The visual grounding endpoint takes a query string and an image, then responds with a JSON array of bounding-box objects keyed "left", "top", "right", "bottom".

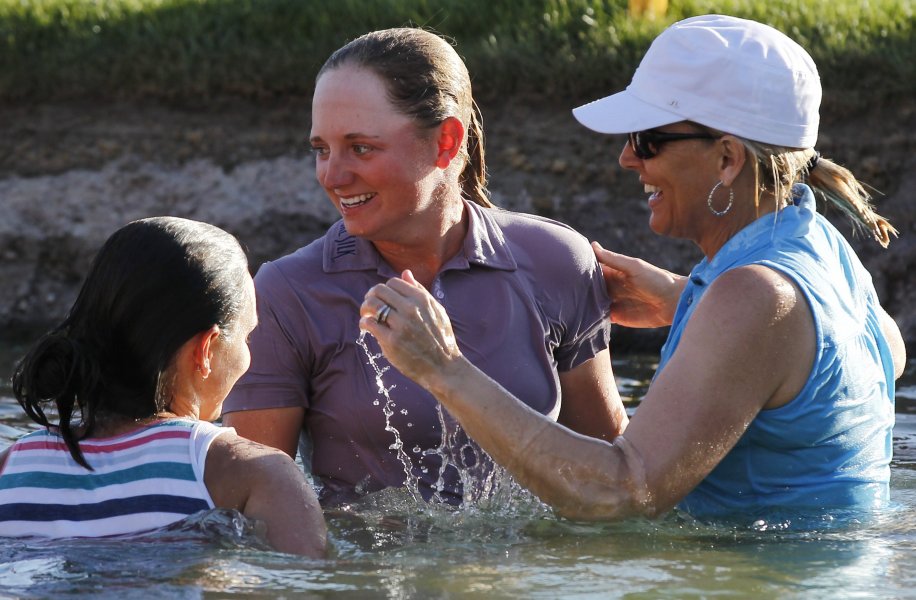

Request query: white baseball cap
[{"left": 572, "top": 14, "right": 821, "bottom": 148}]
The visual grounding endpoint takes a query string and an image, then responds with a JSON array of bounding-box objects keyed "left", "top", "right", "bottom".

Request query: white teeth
[
  {"left": 644, "top": 184, "right": 660, "bottom": 194},
  {"left": 339, "top": 193, "right": 375, "bottom": 207}
]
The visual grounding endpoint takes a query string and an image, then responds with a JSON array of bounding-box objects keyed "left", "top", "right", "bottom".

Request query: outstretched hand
[
  {"left": 360, "top": 270, "right": 464, "bottom": 390},
  {"left": 592, "top": 241, "right": 686, "bottom": 328}
]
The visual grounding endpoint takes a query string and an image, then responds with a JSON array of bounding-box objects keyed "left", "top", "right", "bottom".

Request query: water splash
[
  {"left": 429, "top": 404, "right": 542, "bottom": 515},
  {"left": 357, "top": 331, "right": 546, "bottom": 517},
  {"left": 357, "top": 331, "right": 421, "bottom": 504}
]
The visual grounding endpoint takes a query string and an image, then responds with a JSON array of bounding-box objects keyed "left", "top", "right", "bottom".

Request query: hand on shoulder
[{"left": 592, "top": 241, "right": 685, "bottom": 328}]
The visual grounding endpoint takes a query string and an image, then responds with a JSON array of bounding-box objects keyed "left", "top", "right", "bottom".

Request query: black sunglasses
[{"left": 628, "top": 129, "right": 719, "bottom": 160}]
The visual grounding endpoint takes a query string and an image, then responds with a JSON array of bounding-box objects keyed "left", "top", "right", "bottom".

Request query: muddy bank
[{"left": 1, "top": 98, "right": 913, "bottom": 352}]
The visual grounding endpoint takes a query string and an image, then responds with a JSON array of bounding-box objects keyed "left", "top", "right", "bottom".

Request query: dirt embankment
[{"left": 1, "top": 97, "right": 913, "bottom": 352}]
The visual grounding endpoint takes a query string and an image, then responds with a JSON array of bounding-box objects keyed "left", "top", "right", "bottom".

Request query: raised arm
[
  {"left": 592, "top": 241, "right": 686, "bottom": 328},
  {"left": 361, "top": 266, "right": 811, "bottom": 519}
]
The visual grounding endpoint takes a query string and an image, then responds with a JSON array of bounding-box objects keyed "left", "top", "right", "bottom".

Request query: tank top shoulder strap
[{"left": 186, "top": 420, "right": 235, "bottom": 483}]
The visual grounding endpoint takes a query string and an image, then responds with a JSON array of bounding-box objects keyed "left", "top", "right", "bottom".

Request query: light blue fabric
[{"left": 657, "top": 185, "right": 896, "bottom": 519}]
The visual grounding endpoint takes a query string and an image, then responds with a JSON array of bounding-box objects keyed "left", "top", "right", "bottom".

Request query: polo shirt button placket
[{"left": 432, "top": 278, "right": 446, "bottom": 300}]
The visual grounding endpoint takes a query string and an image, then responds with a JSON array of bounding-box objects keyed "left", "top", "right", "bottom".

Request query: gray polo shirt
[{"left": 223, "top": 201, "right": 611, "bottom": 505}]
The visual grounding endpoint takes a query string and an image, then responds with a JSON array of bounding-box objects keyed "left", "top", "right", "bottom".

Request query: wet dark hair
[
  {"left": 11, "top": 217, "right": 249, "bottom": 469},
  {"left": 318, "top": 27, "right": 493, "bottom": 208}
]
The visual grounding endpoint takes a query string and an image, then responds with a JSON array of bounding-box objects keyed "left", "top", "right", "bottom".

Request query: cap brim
[{"left": 572, "top": 90, "right": 684, "bottom": 134}]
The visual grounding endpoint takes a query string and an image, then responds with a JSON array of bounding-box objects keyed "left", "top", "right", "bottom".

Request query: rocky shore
[{"left": 1, "top": 97, "right": 913, "bottom": 352}]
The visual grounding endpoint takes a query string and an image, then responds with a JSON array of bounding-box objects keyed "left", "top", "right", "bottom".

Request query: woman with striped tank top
[{"left": 0, "top": 217, "right": 326, "bottom": 557}]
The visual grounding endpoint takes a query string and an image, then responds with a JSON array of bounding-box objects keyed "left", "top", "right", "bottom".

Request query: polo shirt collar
[{"left": 322, "top": 200, "right": 518, "bottom": 275}]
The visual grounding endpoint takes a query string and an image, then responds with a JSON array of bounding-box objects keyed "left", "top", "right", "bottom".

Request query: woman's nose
[
  {"left": 318, "top": 154, "right": 354, "bottom": 188},
  {"left": 618, "top": 139, "right": 641, "bottom": 171}
]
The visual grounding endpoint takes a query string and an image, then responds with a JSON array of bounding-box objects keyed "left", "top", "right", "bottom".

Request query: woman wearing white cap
[{"left": 358, "top": 15, "right": 907, "bottom": 522}]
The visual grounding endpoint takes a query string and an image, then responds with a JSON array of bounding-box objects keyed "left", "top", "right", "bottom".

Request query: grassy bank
[{"left": 1, "top": 0, "right": 912, "bottom": 105}]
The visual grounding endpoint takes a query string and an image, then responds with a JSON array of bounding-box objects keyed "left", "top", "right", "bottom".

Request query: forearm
[
  {"left": 426, "top": 357, "right": 652, "bottom": 520},
  {"left": 557, "top": 350, "right": 629, "bottom": 442}
]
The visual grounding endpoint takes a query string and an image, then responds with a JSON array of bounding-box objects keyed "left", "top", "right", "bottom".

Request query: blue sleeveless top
[{"left": 657, "top": 185, "right": 896, "bottom": 519}]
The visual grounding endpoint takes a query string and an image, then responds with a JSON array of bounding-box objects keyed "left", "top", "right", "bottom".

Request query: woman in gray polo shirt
[{"left": 222, "top": 28, "right": 628, "bottom": 506}]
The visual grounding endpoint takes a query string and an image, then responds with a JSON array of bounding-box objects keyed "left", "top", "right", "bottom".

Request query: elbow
[
  {"left": 894, "top": 345, "right": 907, "bottom": 380},
  {"left": 294, "top": 515, "right": 329, "bottom": 559},
  {"left": 303, "top": 531, "right": 329, "bottom": 560},
  {"left": 548, "top": 434, "right": 659, "bottom": 521},
  {"left": 546, "top": 467, "right": 656, "bottom": 522},
  {"left": 550, "top": 488, "right": 656, "bottom": 522},
  {"left": 879, "top": 308, "right": 906, "bottom": 379},
  {"left": 267, "top": 511, "right": 328, "bottom": 558}
]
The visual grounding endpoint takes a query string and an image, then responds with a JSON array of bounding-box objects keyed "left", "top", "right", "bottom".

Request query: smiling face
[
  {"left": 310, "top": 66, "right": 450, "bottom": 244},
  {"left": 618, "top": 122, "right": 723, "bottom": 242}
]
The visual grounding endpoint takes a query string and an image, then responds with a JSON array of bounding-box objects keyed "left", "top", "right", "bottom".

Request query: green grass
[{"left": 0, "top": 0, "right": 912, "bottom": 105}]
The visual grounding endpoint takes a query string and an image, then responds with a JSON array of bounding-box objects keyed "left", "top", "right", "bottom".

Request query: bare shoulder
[
  {"left": 208, "top": 430, "right": 298, "bottom": 473},
  {"left": 701, "top": 265, "right": 809, "bottom": 325},
  {"left": 696, "top": 264, "right": 813, "bottom": 355},
  {"left": 205, "top": 430, "right": 302, "bottom": 509},
  {"left": 696, "top": 264, "right": 815, "bottom": 406},
  {"left": 712, "top": 263, "right": 801, "bottom": 300}
]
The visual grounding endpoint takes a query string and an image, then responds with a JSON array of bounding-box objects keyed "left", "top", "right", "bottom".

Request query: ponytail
[
  {"left": 12, "top": 331, "right": 102, "bottom": 469},
  {"left": 460, "top": 100, "right": 493, "bottom": 208},
  {"left": 10, "top": 216, "right": 250, "bottom": 471},
  {"left": 730, "top": 132, "right": 896, "bottom": 248},
  {"left": 807, "top": 155, "right": 896, "bottom": 248}
]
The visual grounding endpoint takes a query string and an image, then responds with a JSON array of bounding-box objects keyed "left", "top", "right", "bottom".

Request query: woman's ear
[
  {"left": 193, "top": 325, "right": 220, "bottom": 380},
  {"left": 717, "top": 135, "right": 747, "bottom": 187},
  {"left": 436, "top": 116, "right": 465, "bottom": 169}
]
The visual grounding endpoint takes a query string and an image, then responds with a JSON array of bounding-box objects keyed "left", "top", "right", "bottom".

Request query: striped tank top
[{"left": 0, "top": 418, "right": 230, "bottom": 538}]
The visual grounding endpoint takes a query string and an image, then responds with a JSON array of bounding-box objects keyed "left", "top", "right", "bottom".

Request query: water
[
  {"left": 356, "top": 331, "right": 421, "bottom": 503},
  {"left": 2, "top": 336, "right": 916, "bottom": 598},
  {"left": 356, "top": 331, "right": 531, "bottom": 508}
]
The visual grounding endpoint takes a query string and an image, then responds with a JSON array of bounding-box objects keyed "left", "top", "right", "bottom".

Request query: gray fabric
[{"left": 224, "top": 201, "right": 611, "bottom": 505}]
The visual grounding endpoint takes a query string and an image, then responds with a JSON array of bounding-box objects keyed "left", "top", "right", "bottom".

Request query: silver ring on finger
[{"left": 376, "top": 303, "right": 393, "bottom": 325}]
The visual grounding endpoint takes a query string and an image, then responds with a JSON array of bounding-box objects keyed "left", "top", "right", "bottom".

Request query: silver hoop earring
[{"left": 707, "top": 181, "right": 734, "bottom": 217}]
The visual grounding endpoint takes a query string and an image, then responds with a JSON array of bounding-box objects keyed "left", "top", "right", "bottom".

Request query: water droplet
[{"left": 356, "top": 331, "right": 421, "bottom": 503}]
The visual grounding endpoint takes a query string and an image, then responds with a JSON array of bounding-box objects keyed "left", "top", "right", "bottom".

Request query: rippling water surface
[{"left": 1, "top": 338, "right": 915, "bottom": 598}]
